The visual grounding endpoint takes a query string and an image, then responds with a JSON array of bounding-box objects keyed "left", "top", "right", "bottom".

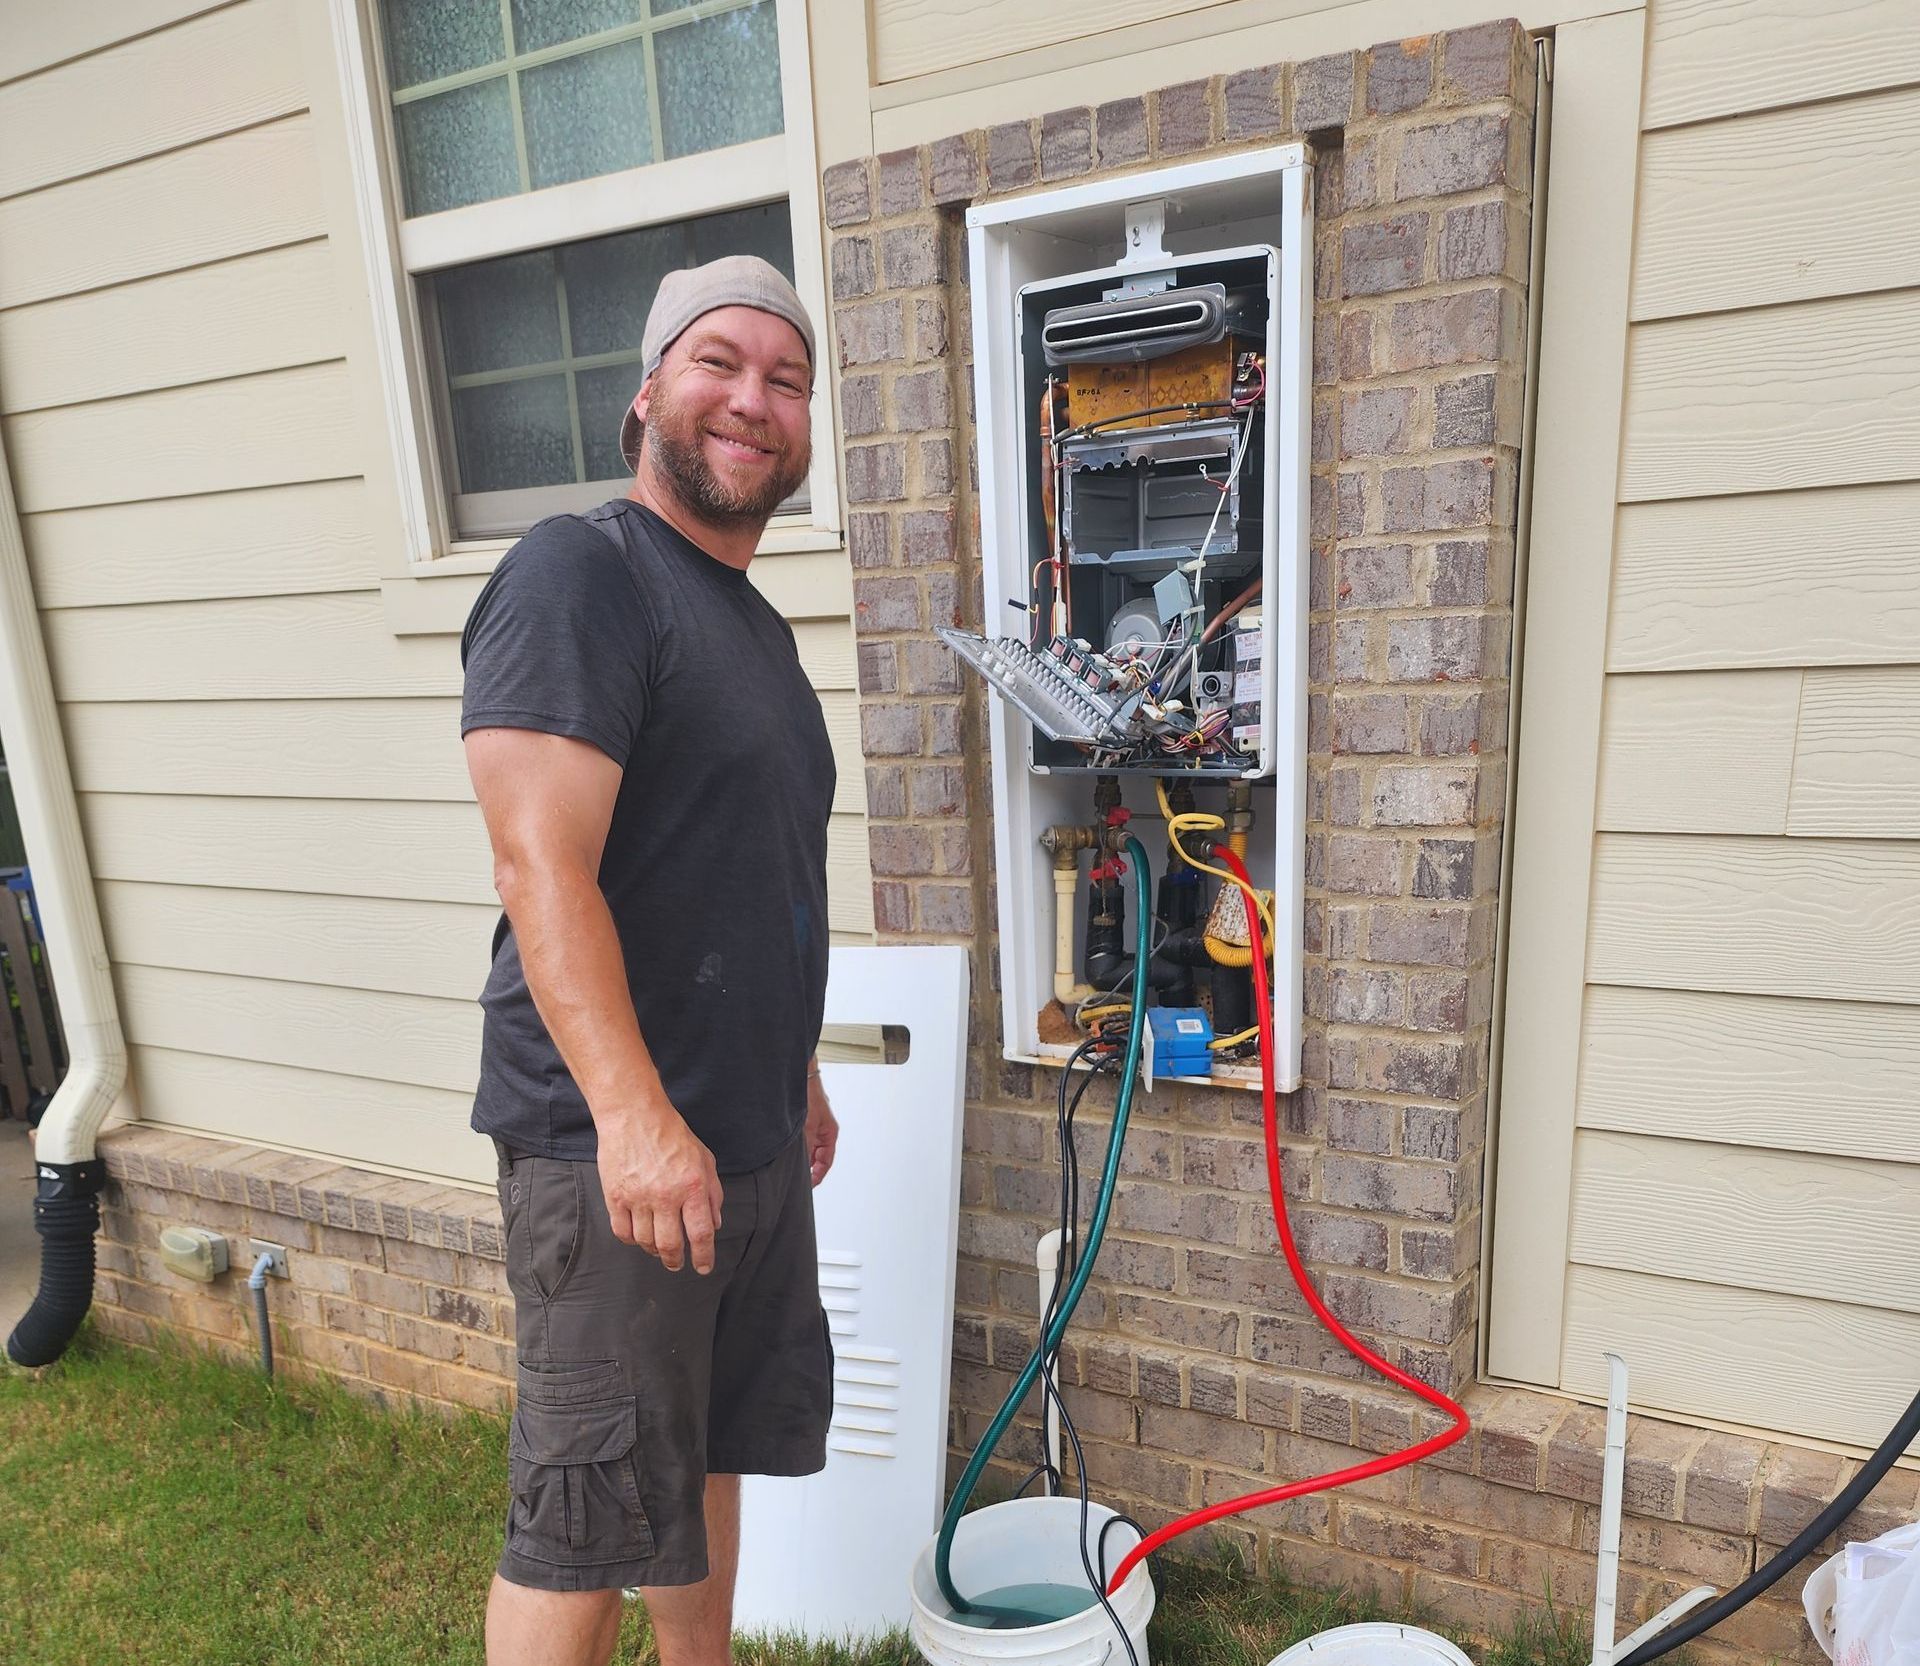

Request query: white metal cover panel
[{"left": 734, "top": 944, "right": 970, "bottom": 1639}]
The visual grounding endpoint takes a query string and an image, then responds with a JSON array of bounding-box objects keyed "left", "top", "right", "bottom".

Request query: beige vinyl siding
[
  {"left": 0, "top": 242, "right": 347, "bottom": 413},
  {"left": 872, "top": 0, "right": 1238, "bottom": 82},
  {"left": 1608, "top": 484, "right": 1920, "bottom": 672},
  {"left": 1492, "top": 0, "right": 1920, "bottom": 1450},
  {"left": 0, "top": 0, "right": 867, "bottom": 1188},
  {"left": 1638, "top": 0, "right": 1920, "bottom": 128},
  {"left": 836, "top": 0, "right": 1646, "bottom": 161}
]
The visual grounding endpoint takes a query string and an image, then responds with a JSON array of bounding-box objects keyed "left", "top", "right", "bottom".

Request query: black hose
[
  {"left": 6, "top": 1158, "right": 107, "bottom": 1367},
  {"left": 1099, "top": 1513, "right": 1148, "bottom": 1587},
  {"left": 1616, "top": 1386, "right": 1920, "bottom": 1666}
]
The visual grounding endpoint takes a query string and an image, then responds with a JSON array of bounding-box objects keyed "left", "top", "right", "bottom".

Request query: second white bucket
[
  {"left": 1267, "top": 1621, "right": 1476, "bottom": 1666},
  {"left": 909, "top": 1496, "right": 1157, "bottom": 1665}
]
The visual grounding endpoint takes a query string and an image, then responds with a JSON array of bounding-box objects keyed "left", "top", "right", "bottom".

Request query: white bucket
[
  {"left": 1267, "top": 1622, "right": 1476, "bottom": 1666},
  {"left": 909, "top": 1496, "right": 1156, "bottom": 1665}
]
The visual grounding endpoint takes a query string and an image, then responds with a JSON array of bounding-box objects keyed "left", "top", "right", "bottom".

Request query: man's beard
[{"left": 641, "top": 387, "right": 811, "bottom": 530}]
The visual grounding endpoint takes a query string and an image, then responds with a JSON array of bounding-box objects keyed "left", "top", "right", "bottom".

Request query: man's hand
[
  {"left": 804, "top": 1069, "right": 838, "bottom": 1188},
  {"left": 596, "top": 1102, "right": 726, "bottom": 1274}
]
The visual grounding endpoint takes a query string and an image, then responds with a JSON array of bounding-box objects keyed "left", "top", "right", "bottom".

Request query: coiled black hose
[
  {"left": 1617, "top": 1386, "right": 1920, "bottom": 1666},
  {"left": 6, "top": 1158, "right": 106, "bottom": 1367}
]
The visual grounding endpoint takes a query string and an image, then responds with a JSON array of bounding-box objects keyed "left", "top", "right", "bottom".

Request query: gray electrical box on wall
[{"left": 159, "top": 1225, "right": 230, "bottom": 1283}]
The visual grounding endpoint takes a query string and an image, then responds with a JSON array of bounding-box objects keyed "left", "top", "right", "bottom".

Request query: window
[{"left": 329, "top": 0, "right": 834, "bottom": 559}]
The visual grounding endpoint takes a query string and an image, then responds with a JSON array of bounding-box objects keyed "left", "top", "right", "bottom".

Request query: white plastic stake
[
  {"left": 1037, "top": 1228, "right": 1064, "bottom": 1486},
  {"left": 1591, "top": 1352, "right": 1717, "bottom": 1666},
  {"left": 1591, "top": 1352, "right": 1630, "bottom": 1666},
  {"left": 1612, "top": 1587, "right": 1718, "bottom": 1662}
]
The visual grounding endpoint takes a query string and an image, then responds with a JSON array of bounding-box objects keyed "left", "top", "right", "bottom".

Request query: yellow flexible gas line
[
  {"left": 1155, "top": 779, "right": 1276, "bottom": 944},
  {"left": 1204, "top": 935, "right": 1257, "bottom": 969}
]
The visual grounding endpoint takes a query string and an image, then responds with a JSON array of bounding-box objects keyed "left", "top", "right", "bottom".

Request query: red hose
[{"left": 1105, "top": 846, "right": 1470, "bottom": 1594}]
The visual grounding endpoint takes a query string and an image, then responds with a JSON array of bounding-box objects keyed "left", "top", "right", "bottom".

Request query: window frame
[{"left": 322, "top": 0, "right": 839, "bottom": 587}]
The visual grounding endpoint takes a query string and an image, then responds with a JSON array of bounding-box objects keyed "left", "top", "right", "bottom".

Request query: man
[{"left": 459, "top": 256, "right": 839, "bottom": 1666}]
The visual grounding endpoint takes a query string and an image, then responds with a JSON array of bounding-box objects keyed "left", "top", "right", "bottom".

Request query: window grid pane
[
  {"left": 430, "top": 204, "right": 796, "bottom": 518},
  {"left": 383, "top": 0, "right": 779, "bottom": 217},
  {"left": 550, "top": 262, "right": 589, "bottom": 483}
]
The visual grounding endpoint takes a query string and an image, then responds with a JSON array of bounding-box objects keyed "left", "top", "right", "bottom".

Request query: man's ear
[{"left": 632, "top": 373, "right": 656, "bottom": 425}]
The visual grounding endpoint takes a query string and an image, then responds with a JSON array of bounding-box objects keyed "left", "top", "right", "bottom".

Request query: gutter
[{"left": 0, "top": 419, "right": 133, "bottom": 1366}]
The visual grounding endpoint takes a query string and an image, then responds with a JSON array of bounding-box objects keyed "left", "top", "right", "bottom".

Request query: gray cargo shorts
[{"left": 493, "top": 1130, "right": 833, "bottom": 1592}]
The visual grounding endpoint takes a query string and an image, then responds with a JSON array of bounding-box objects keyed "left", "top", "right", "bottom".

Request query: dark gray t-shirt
[{"left": 459, "top": 499, "right": 835, "bottom": 1173}]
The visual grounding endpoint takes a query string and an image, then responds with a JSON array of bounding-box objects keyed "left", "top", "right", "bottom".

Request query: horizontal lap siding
[
  {"left": 871, "top": 0, "right": 1231, "bottom": 82},
  {"left": 1561, "top": 1266, "right": 1920, "bottom": 1457},
  {"left": 1, "top": 5, "right": 867, "bottom": 1183},
  {"left": 1560, "top": 3, "right": 1920, "bottom": 1446}
]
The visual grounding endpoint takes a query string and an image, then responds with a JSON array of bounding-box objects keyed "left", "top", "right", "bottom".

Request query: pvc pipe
[
  {"left": 1035, "top": 1228, "right": 1063, "bottom": 1485},
  {"left": 1051, "top": 865, "right": 1091, "bottom": 1004},
  {"left": 0, "top": 421, "right": 133, "bottom": 1367}
]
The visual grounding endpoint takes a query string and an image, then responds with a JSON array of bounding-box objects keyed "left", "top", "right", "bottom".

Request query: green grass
[
  {"left": 1141, "top": 1544, "right": 1596, "bottom": 1666},
  {"left": 1, "top": 1331, "right": 1601, "bottom": 1665}
]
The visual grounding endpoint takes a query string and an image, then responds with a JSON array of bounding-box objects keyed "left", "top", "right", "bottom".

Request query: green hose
[{"left": 934, "top": 833, "right": 1153, "bottom": 1616}]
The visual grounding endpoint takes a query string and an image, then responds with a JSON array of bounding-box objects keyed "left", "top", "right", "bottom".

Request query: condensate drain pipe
[{"left": 1035, "top": 1228, "right": 1064, "bottom": 1484}]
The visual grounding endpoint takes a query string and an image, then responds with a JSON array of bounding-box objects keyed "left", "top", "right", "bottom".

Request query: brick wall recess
[
  {"left": 814, "top": 19, "right": 1912, "bottom": 1659},
  {"left": 828, "top": 13, "right": 1524, "bottom": 1457}
]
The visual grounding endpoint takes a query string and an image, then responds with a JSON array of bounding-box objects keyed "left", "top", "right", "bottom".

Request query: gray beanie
[{"left": 618, "top": 255, "right": 816, "bottom": 471}]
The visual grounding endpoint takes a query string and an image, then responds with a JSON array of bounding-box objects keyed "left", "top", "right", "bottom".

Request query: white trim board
[{"left": 1484, "top": 9, "right": 1647, "bottom": 1388}]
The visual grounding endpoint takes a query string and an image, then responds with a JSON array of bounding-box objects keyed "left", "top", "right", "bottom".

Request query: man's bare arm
[{"left": 463, "top": 726, "right": 725, "bottom": 1272}]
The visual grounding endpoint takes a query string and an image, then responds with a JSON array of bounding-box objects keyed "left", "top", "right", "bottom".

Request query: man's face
[{"left": 633, "top": 305, "right": 813, "bottom": 528}]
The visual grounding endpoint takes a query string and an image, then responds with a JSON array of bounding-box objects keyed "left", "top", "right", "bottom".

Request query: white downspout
[{"left": 0, "top": 417, "right": 133, "bottom": 1362}]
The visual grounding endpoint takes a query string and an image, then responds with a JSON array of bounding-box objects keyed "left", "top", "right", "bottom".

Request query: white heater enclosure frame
[{"left": 965, "top": 143, "right": 1312, "bottom": 1090}]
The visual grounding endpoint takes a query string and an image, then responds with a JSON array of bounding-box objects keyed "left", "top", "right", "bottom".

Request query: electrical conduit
[
  {"left": 934, "top": 832, "right": 1154, "bottom": 1617},
  {"left": 0, "top": 423, "right": 132, "bottom": 1368},
  {"left": 248, "top": 1251, "right": 276, "bottom": 1377}
]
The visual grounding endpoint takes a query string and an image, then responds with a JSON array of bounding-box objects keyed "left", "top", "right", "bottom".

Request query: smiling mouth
[{"left": 706, "top": 428, "right": 776, "bottom": 462}]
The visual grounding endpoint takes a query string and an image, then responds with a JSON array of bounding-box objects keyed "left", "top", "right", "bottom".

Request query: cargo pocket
[{"left": 508, "top": 1363, "right": 655, "bottom": 1566}]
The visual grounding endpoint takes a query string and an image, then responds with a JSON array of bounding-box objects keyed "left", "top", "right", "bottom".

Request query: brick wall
[
  {"left": 88, "top": 1118, "right": 1916, "bottom": 1664},
  {"left": 90, "top": 1128, "right": 514, "bottom": 1413},
  {"left": 823, "top": 6, "right": 1519, "bottom": 1523},
  {"left": 809, "top": 20, "right": 1909, "bottom": 1661}
]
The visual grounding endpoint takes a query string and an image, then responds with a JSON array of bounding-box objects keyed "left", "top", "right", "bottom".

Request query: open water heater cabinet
[{"left": 949, "top": 144, "right": 1312, "bottom": 1091}]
